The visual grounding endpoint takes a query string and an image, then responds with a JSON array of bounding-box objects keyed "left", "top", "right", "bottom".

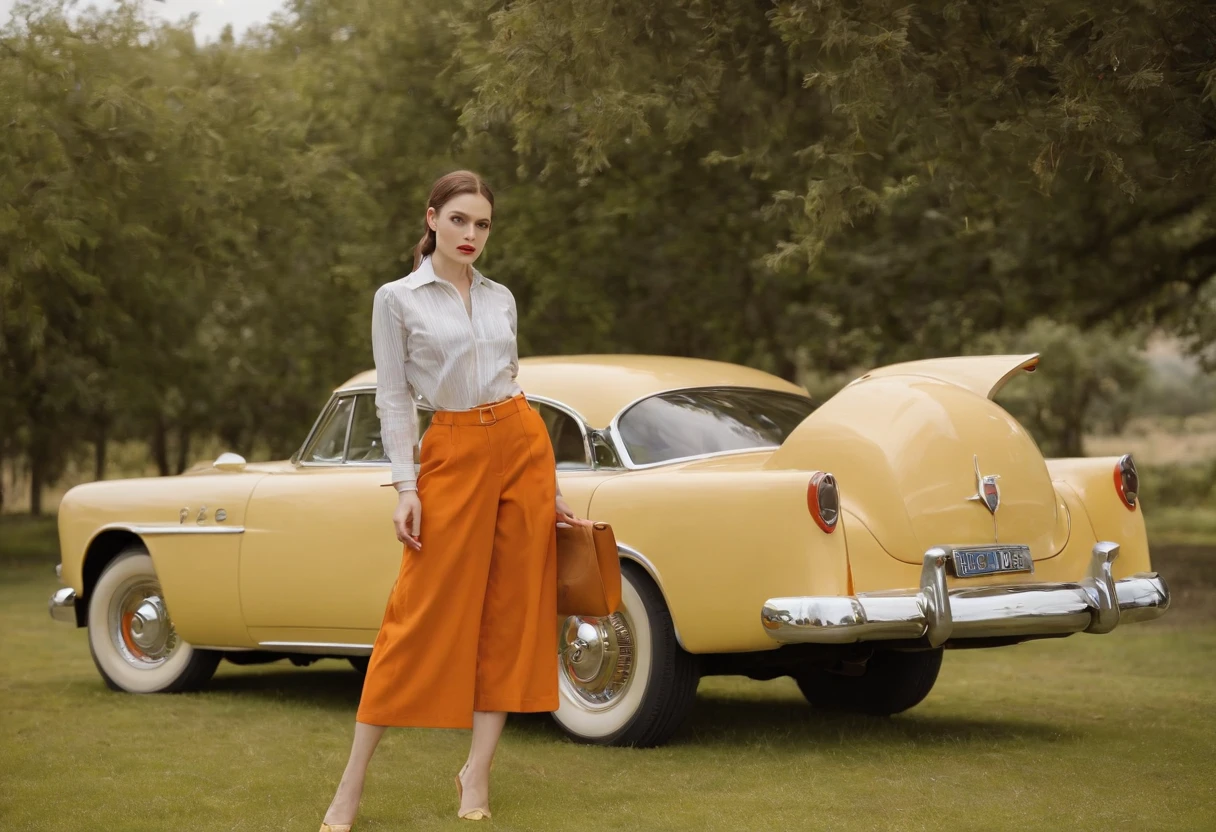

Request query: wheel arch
[
  {"left": 78, "top": 529, "right": 147, "bottom": 627},
  {"left": 616, "top": 542, "right": 686, "bottom": 650}
]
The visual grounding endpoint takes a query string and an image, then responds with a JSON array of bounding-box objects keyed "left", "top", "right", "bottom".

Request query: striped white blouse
[{"left": 370, "top": 256, "right": 522, "bottom": 491}]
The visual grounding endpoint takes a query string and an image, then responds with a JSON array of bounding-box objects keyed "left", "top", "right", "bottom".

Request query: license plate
[{"left": 951, "top": 545, "right": 1033, "bottom": 578}]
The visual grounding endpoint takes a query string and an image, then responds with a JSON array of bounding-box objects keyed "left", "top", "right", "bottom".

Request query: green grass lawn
[{"left": 2, "top": 515, "right": 1214, "bottom": 831}]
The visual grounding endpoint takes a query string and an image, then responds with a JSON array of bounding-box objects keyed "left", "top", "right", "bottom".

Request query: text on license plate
[{"left": 951, "top": 545, "right": 1033, "bottom": 578}]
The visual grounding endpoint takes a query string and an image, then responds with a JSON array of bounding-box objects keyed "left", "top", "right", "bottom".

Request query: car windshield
[{"left": 615, "top": 388, "right": 817, "bottom": 465}]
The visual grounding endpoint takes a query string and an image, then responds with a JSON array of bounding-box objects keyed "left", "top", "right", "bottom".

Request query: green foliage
[
  {"left": 461, "top": 0, "right": 1216, "bottom": 367},
  {"left": 3, "top": 0, "right": 1216, "bottom": 509},
  {"left": 1139, "top": 460, "right": 1216, "bottom": 510},
  {"left": 1133, "top": 348, "right": 1216, "bottom": 423}
]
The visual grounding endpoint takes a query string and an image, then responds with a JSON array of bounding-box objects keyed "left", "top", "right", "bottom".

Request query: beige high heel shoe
[
  {"left": 319, "top": 825, "right": 352, "bottom": 832},
  {"left": 455, "top": 763, "right": 491, "bottom": 821}
]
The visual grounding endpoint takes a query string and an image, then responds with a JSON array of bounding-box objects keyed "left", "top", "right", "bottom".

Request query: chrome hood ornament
[{"left": 967, "top": 455, "right": 1001, "bottom": 541}]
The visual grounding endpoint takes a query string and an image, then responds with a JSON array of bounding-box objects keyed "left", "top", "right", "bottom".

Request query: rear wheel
[
  {"left": 551, "top": 563, "right": 699, "bottom": 747},
  {"left": 87, "top": 548, "right": 221, "bottom": 693},
  {"left": 793, "top": 647, "right": 943, "bottom": 716}
]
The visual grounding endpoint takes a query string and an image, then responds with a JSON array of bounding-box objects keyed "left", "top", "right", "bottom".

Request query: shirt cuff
[{"left": 391, "top": 462, "right": 416, "bottom": 492}]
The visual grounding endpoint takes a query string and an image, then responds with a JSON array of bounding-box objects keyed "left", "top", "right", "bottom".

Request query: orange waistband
[{"left": 431, "top": 393, "right": 529, "bottom": 426}]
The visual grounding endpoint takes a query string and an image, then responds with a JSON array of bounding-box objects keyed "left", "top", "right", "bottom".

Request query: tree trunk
[
  {"left": 30, "top": 453, "right": 43, "bottom": 517},
  {"left": 94, "top": 422, "right": 108, "bottom": 482},
  {"left": 175, "top": 427, "right": 192, "bottom": 474},
  {"left": 773, "top": 350, "right": 798, "bottom": 384},
  {"left": 152, "top": 415, "right": 171, "bottom": 478}
]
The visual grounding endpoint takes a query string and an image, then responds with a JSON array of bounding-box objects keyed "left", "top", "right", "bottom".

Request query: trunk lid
[{"left": 766, "top": 355, "right": 1069, "bottom": 563}]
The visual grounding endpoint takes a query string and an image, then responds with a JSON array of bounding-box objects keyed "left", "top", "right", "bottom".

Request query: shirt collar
[{"left": 405, "top": 255, "right": 487, "bottom": 290}]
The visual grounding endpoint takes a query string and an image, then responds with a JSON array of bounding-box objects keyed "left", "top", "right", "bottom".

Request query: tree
[
  {"left": 981, "top": 319, "right": 1148, "bottom": 457},
  {"left": 455, "top": 0, "right": 1216, "bottom": 369}
]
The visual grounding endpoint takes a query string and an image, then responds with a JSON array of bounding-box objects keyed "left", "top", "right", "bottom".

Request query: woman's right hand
[{"left": 394, "top": 490, "right": 422, "bottom": 551}]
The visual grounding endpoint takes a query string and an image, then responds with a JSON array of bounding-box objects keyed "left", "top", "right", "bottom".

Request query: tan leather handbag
[{"left": 556, "top": 522, "right": 622, "bottom": 618}]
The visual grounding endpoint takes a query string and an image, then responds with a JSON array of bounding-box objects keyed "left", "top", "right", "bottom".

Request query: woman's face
[{"left": 428, "top": 192, "right": 493, "bottom": 265}]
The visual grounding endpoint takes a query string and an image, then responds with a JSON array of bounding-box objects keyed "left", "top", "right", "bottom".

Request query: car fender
[{"left": 587, "top": 465, "right": 849, "bottom": 654}]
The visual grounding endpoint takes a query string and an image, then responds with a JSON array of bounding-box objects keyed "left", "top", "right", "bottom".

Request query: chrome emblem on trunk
[{"left": 967, "top": 455, "right": 1001, "bottom": 541}]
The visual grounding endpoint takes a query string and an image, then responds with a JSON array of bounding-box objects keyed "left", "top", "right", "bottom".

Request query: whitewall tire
[
  {"left": 87, "top": 548, "right": 220, "bottom": 693},
  {"left": 551, "top": 563, "right": 699, "bottom": 747}
]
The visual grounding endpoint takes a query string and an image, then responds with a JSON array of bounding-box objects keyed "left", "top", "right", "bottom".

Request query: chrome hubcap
[
  {"left": 559, "top": 613, "right": 635, "bottom": 709},
  {"left": 130, "top": 596, "right": 169, "bottom": 653},
  {"left": 110, "top": 579, "right": 179, "bottom": 666}
]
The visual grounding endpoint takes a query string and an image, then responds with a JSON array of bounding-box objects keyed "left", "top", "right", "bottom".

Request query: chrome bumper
[
  {"left": 761, "top": 542, "right": 1170, "bottom": 646},
  {"left": 49, "top": 587, "right": 77, "bottom": 624}
]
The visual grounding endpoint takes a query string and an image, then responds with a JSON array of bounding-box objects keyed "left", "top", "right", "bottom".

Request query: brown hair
[{"left": 413, "top": 170, "right": 495, "bottom": 270}]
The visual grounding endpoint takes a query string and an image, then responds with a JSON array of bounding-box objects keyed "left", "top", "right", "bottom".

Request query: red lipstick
[{"left": 457, "top": 245, "right": 475, "bottom": 254}]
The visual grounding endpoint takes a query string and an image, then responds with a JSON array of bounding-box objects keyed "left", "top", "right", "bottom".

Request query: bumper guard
[{"left": 49, "top": 587, "right": 77, "bottom": 624}]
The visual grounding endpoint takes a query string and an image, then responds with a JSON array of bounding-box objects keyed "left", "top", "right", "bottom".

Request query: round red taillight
[
  {"left": 808, "top": 472, "right": 839, "bottom": 533},
  {"left": 1114, "top": 454, "right": 1138, "bottom": 510}
]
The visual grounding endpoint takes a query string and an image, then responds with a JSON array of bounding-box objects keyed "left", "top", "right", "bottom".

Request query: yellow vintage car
[{"left": 49, "top": 354, "right": 1170, "bottom": 747}]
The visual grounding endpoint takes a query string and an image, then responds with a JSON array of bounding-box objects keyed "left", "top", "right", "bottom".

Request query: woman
[{"left": 321, "top": 170, "right": 591, "bottom": 830}]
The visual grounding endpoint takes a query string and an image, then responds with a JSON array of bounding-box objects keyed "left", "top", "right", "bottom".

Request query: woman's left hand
[{"left": 556, "top": 494, "right": 594, "bottom": 527}]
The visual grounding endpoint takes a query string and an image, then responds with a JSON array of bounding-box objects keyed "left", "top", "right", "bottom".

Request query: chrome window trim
[
  {"left": 343, "top": 392, "right": 398, "bottom": 468},
  {"left": 295, "top": 391, "right": 435, "bottom": 470},
  {"left": 296, "top": 393, "right": 355, "bottom": 466},
  {"left": 304, "top": 387, "right": 598, "bottom": 471},
  {"left": 340, "top": 394, "right": 357, "bottom": 462},
  {"left": 527, "top": 394, "right": 593, "bottom": 470},
  {"left": 292, "top": 392, "right": 341, "bottom": 465},
  {"left": 607, "top": 385, "right": 816, "bottom": 470}
]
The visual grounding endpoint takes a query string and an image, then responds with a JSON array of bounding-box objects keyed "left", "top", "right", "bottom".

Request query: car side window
[
  {"left": 533, "top": 401, "right": 590, "bottom": 469},
  {"left": 347, "top": 395, "right": 386, "bottom": 463},
  {"left": 347, "top": 393, "right": 435, "bottom": 465},
  {"left": 301, "top": 396, "right": 354, "bottom": 464}
]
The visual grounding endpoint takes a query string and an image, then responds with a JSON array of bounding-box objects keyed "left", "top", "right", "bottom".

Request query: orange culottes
[{"left": 355, "top": 393, "right": 559, "bottom": 729}]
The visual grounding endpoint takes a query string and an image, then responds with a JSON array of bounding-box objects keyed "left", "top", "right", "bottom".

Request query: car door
[{"left": 238, "top": 392, "right": 432, "bottom": 648}]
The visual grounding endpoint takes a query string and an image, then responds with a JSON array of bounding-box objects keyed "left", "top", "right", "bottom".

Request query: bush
[{"left": 1138, "top": 461, "right": 1216, "bottom": 510}]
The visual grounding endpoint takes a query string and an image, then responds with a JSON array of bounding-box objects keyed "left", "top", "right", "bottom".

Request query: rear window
[{"left": 615, "top": 388, "right": 816, "bottom": 465}]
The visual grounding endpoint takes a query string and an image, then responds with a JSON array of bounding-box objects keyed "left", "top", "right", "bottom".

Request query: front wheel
[
  {"left": 793, "top": 647, "right": 943, "bottom": 716},
  {"left": 551, "top": 563, "right": 699, "bottom": 747},
  {"left": 87, "top": 548, "right": 220, "bottom": 693}
]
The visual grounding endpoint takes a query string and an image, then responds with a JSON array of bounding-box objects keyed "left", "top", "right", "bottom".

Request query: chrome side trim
[
  {"left": 761, "top": 542, "right": 1170, "bottom": 645},
  {"left": 257, "top": 641, "right": 373, "bottom": 656},
  {"left": 97, "top": 523, "right": 245, "bottom": 536},
  {"left": 616, "top": 543, "right": 687, "bottom": 649},
  {"left": 49, "top": 587, "right": 76, "bottom": 623}
]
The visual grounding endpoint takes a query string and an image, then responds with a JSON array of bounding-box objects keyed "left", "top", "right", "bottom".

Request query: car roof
[{"left": 336, "top": 354, "right": 809, "bottom": 428}]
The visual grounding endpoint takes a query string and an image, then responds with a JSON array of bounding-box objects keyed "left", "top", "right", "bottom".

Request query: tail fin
[{"left": 844, "top": 354, "right": 1040, "bottom": 400}]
